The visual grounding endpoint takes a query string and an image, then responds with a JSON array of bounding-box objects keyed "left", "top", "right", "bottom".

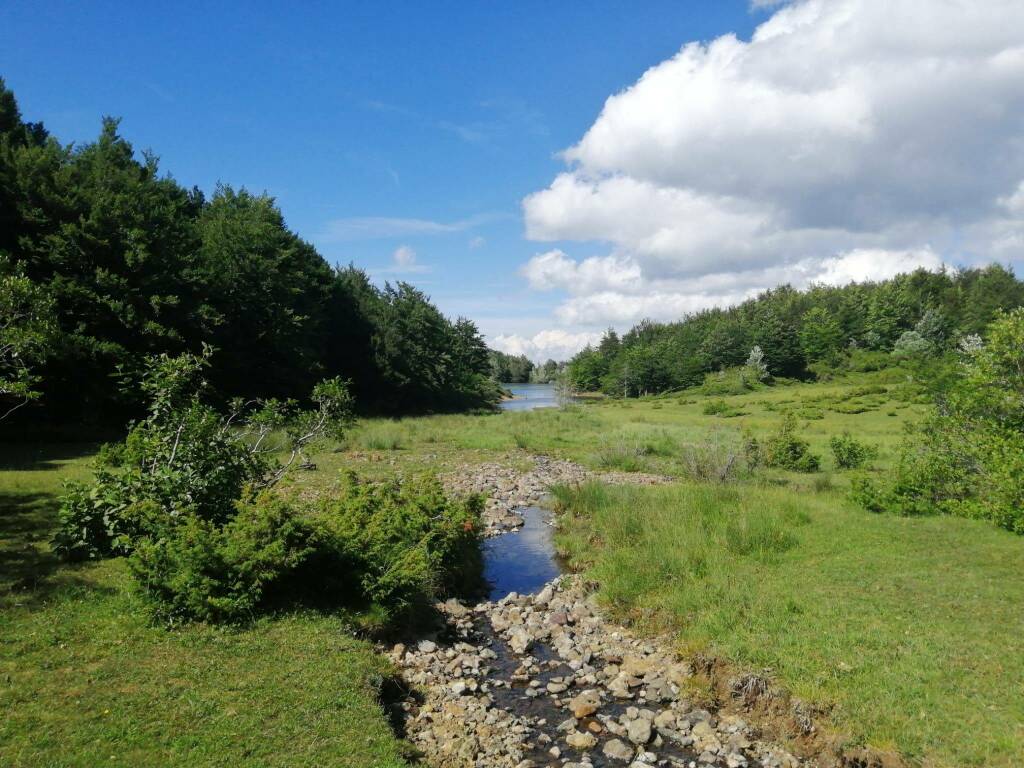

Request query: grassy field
[
  {"left": 0, "top": 444, "right": 411, "bottom": 768},
  {"left": 3, "top": 369, "right": 1023, "bottom": 766}
]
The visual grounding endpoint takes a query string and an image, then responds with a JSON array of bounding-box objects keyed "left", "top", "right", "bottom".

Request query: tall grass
[{"left": 553, "top": 480, "right": 1024, "bottom": 766}]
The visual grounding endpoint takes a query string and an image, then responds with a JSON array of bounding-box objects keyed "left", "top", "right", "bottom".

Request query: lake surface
[
  {"left": 482, "top": 506, "right": 563, "bottom": 600},
  {"left": 499, "top": 382, "right": 561, "bottom": 411}
]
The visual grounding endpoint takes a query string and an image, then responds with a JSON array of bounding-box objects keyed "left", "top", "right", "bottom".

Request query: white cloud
[
  {"left": 520, "top": 0, "right": 1024, "bottom": 330},
  {"left": 468, "top": 235, "right": 486, "bottom": 249},
  {"left": 318, "top": 212, "right": 500, "bottom": 242},
  {"left": 376, "top": 245, "right": 430, "bottom": 275},
  {"left": 521, "top": 249, "right": 643, "bottom": 294},
  {"left": 490, "top": 329, "right": 602, "bottom": 362}
]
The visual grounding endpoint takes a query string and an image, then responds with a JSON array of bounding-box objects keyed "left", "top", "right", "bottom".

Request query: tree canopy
[{"left": 0, "top": 80, "right": 498, "bottom": 422}]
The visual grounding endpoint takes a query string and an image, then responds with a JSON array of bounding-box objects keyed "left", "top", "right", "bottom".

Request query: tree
[
  {"left": 799, "top": 307, "right": 842, "bottom": 363},
  {"left": 0, "top": 261, "right": 54, "bottom": 419}
]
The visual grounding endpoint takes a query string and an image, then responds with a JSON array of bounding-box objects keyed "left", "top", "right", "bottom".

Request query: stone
[
  {"left": 566, "top": 730, "right": 598, "bottom": 750},
  {"left": 603, "top": 738, "right": 635, "bottom": 762},
  {"left": 569, "top": 690, "right": 601, "bottom": 718},
  {"left": 626, "top": 716, "right": 652, "bottom": 744},
  {"left": 417, "top": 639, "right": 437, "bottom": 653}
]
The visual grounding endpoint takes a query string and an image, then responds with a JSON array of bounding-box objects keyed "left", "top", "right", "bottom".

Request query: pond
[
  {"left": 499, "top": 382, "right": 564, "bottom": 411},
  {"left": 481, "top": 506, "right": 564, "bottom": 600}
]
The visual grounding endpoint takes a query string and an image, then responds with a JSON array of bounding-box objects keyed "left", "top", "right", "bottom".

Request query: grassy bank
[
  {"left": 552, "top": 481, "right": 1024, "bottom": 766},
  {"left": 0, "top": 444, "right": 411, "bottom": 768}
]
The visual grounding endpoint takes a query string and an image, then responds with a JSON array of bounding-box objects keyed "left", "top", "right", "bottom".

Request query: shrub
[
  {"left": 853, "top": 309, "right": 1024, "bottom": 533},
  {"left": 701, "top": 366, "right": 764, "bottom": 396},
  {"left": 702, "top": 398, "right": 746, "bottom": 417},
  {"left": 314, "top": 473, "right": 483, "bottom": 614},
  {"left": 763, "top": 414, "right": 820, "bottom": 472},
  {"left": 53, "top": 350, "right": 353, "bottom": 560},
  {"left": 830, "top": 432, "right": 878, "bottom": 469},
  {"left": 129, "top": 495, "right": 317, "bottom": 624},
  {"left": 594, "top": 440, "right": 648, "bottom": 472},
  {"left": 679, "top": 433, "right": 746, "bottom": 483}
]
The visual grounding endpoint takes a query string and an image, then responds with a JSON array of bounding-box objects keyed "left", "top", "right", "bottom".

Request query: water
[
  {"left": 482, "top": 506, "right": 563, "bottom": 600},
  {"left": 499, "top": 382, "right": 562, "bottom": 411}
]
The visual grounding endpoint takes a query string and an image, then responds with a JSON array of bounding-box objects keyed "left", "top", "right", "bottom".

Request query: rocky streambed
[{"left": 386, "top": 456, "right": 825, "bottom": 767}]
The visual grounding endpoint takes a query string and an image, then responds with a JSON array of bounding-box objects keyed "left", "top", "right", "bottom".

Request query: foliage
[
  {"left": 565, "top": 266, "right": 1024, "bottom": 398},
  {"left": 52, "top": 350, "right": 353, "bottom": 560},
  {"left": 744, "top": 345, "right": 769, "bottom": 382},
  {"left": 129, "top": 494, "right": 318, "bottom": 624},
  {"left": 829, "top": 432, "right": 878, "bottom": 469},
  {"left": 763, "top": 414, "right": 820, "bottom": 472},
  {"left": 489, "top": 349, "right": 534, "bottom": 383},
  {"left": 314, "top": 473, "right": 482, "bottom": 616},
  {"left": 0, "top": 80, "right": 498, "bottom": 422},
  {"left": 0, "top": 257, "right": 55, "bottom": 419},
  {"left": 855, "top": 309, "right": 1024, "bottom": 533}
]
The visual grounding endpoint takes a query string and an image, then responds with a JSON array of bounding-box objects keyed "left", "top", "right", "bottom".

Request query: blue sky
[
  {"left": 1, "top": 1, "right": 760, "bottom": 346},
  {"left": 3, "top": 1, "right": 1023, "bottom": 360}
]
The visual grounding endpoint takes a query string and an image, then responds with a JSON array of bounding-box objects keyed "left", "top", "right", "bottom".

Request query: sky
[{"left": 3, "top": 0, "right": 1023, "bottom": 361}]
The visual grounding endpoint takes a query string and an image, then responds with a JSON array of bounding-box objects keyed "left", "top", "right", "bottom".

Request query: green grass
[
  {"left": 0, "top": 443, "right": 410, "bottom": 768},
  {"left": 551, "top": 482, "right": 1024, "bottom": 767},
  {"left": 4, "top": 368, "right": 1023, "bottom": 766}
]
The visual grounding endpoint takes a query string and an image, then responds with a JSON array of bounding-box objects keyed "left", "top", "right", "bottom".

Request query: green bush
[
  {"left": 700, "top": 367, "right": 763, "bottom": 396},
  {"left": 53, "top": 351, "right": 353, "bottom": 560},
  {"left": 830, "top": 432, "right": 878, "bottom": 469},
  {"left": 128, "top": 473, "right": 483, "bottom": 625},
  {"left": 853, "top": 310, "right": 1024, "bottom": 533},
  {"left": 702, "top": 398, "right": 746, "bottom": 417},
  {"left": 314, "top": 473, "right": 483, "bottom": 614},
  {"left": 763, "top": 414, "right": 820, "bottom": 472},
  {"left": 130, "top": 495, "right": 317, "bottom": 624}
]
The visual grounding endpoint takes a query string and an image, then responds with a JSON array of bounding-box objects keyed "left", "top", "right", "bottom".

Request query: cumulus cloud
[
  {"left": 520, "top": 0, "right": 1024, "bottom": 330},
  {"left": 490, "top": 329, "right": 602, "bottom": 362}
]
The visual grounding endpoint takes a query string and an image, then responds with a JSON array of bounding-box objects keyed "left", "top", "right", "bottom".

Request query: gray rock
[{"left": 602, "top": 738, "right": 635, "bottom": 762}]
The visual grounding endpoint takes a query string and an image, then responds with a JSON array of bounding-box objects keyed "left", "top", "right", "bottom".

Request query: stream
[{"left": 482, "top": 505, "right": 563, "bottom": 600}]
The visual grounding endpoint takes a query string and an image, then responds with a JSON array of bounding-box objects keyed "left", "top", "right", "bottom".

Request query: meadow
[{"left": 2, "top": 369, "right": 1023, "bottom": 766}]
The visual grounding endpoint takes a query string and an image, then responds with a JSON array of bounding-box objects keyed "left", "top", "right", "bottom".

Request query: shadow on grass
[
  {"left": 0, "top": 441, "right": 99, "bottom": 472},
  {"left": 0, "top": 489, "right": 113, "bottom": 607}
]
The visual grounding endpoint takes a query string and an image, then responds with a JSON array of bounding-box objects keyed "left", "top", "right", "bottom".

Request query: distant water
[
  {"left": 499, "top": 382, "right": 562, "bottom": 411},
  {"left": 482, "top": 506, "right": 563, "bottom": 600}
]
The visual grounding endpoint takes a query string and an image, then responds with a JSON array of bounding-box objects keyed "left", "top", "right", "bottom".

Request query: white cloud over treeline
[{"left": 510, "top": 0, "right": 1024, "bottom": 360}]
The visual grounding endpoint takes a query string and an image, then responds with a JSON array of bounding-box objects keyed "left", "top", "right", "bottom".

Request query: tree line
[
  {"left": 0, "top": 79, "right": 499, "bottom": 424},
  {"left": 566, "top": 265, "right": 1024, "bottom": 396},
  {"left": 487, "top": 349, "right": 563, "bottom": 384}
]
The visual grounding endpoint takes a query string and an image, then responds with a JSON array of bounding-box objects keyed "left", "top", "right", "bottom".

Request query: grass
[
  {"left": 3, "top": 368, "right": 1023, "bottom": 766},
  {"left": 0, "top": 443, "right": 411, "bottom": 768},
  {"left": 551, "top": 480, "right": 1024, "bottom": 767}
]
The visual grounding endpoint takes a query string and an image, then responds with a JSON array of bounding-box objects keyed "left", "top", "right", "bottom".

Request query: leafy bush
[
  {"left": 53, "top": 350, "right": 353, "bottom": 560},
  {"left": 128, "top": 473, "right": 483, "bottom": 624},
  {"left": 702, "top": 398, "right": 746, "bottom": 417},
  {"left": 830, "top": 432, "right": 878, "bottom": 469},
  {"left": 763, "top": 414, "right": 820, "bottom": 472},
  {"left": 314, "top": 473, "right": 482, "bottom": 615},
  {"left": 701, "top": 367, "right": 763, "bottom": 396},
  {"left": 129, "top": 494, "right": 318, "bottom": 624},
  {"left": 853, "top": 309, "right": 1024, "bottom": 533}
]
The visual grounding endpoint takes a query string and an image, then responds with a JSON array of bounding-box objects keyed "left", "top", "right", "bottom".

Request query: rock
[
  {"left": 509, "top": 627, "right": 533, "bottom": 654},
  {"left": 450, "top": 680, "right": 467, "bottom": 696},
  {"left": 547, "top": 682, "right": 569, "bottom": 694},
  {"left": 566, "top": 730, "right": 598, "bottom": 750},
  {"left": 569, "top": 690, "right": 601, "bottom": 718},
  {"left": 625, "top": 716, "right": 652, "bottom": 744},
  {"left": 603, "top": 738, "right": 635, "bottom": 762},
  {"left": 417, "top": 639, "right": 437, "bottom": 653}
]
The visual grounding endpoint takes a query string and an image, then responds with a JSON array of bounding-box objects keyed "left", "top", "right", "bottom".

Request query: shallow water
[
  {"left": 499, "top": 382, "right": 561, "bottom": 411},
  {"left": 482, "top": 506, "right": 563, "bottom": 600}
]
